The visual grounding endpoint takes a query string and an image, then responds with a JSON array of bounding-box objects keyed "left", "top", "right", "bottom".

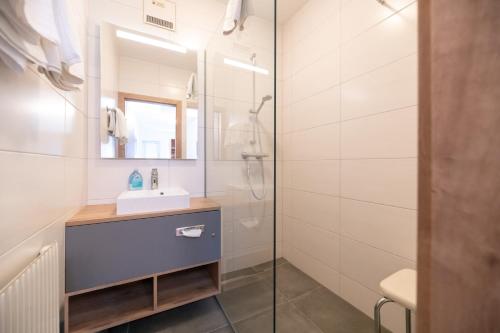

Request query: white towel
[
  {"left": 0, "top": 0, "right": 39, "bottom": 44},
  {"left": 36, "top": 0, "right": 83, "bottom": 89},
  {"left": 223, "top": 0, "right": 243, "bottom": 35},
  {"left": 107, "top": 108, "right": 128, "bottom": 145},
  {"left": 186, "top": 73, "right": 196, "bottom": 99},
  {"left": 114, "top": 108, "right": 128, "bottom": 145},
  {"left": 107, "top": 108, "right": 116, "bottom": 133},
  {"left": 0, "top": 11, "right": 47, "bottom": 67},
  {"left": 40, "top": 37, "right": 61, "bottom": 72},
  {"left": 0, "top": 36, "right": 28, "bottom": 72},
  {"left": 23, "top": 0, "right": 60, "bottom": 44},
  {"left": 52, "top": 0, "right": 81, "bottom": 67},
  {"left": 38, "top": 65, "right": 79, "bottom": 91}
]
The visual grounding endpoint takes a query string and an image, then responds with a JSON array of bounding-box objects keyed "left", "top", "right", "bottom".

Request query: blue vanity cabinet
[
  {"left": 64, "top": 199, "right": 222, "bottom": 333},
  {"left": 66, "top": 210, "right": 221, "bottom": 292}
]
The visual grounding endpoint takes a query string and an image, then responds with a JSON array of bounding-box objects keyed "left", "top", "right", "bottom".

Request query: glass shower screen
[{"left": 205, "top": 1, "right": 277, "bottom": 331}]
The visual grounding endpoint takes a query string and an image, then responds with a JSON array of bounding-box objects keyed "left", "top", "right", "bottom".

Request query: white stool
[{"left": 374, "top": 269, "right": 417, "bottom": 333}]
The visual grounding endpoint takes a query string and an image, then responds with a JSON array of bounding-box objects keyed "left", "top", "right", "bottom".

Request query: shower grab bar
[{"left": 241, "top": 152, "right": 269, "bottom": 160}]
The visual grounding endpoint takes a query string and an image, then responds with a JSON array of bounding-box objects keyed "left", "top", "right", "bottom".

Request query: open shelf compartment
[
  {"left": 156, "top": 262, "right": 220, "bottom": 310},
  {"left": 67, "top": 278, "right": 154, "bottom": 333}
]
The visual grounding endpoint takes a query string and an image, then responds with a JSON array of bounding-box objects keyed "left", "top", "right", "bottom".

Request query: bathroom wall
[
  {"left": 280, "top": 0, "right": 418, "bottom": 332},
  {"left": 0, "top": 0, "right": 88, "bottom": 307},
  {"left": 86, "top": 0, "right": 228, "bottom": 203}
]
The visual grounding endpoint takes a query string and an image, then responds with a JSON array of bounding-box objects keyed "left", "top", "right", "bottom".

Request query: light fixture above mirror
[{"left": 115, "top": 30, "right": 187, "bottom": 54}]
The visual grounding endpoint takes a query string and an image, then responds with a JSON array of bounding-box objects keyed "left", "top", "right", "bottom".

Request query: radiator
[{"left": 0, "top": 243, "right": 59, "bottom": 333}]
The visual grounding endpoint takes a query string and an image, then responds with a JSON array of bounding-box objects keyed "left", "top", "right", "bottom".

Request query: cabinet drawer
[{"left": 65, "top": 210, "right": 221, "bottom": 293}]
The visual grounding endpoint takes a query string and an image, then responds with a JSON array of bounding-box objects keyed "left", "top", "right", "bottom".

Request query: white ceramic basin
[{"left": 116, "top": 188, "right": 190, "bottom": 215}]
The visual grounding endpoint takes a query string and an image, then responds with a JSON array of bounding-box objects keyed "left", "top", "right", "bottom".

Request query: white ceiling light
[
  {"left": 223, "top": 58, "right": 269, "bottom": 75},
  {"left": 116, "top": 30, "right": 187, "bottom": 54}
]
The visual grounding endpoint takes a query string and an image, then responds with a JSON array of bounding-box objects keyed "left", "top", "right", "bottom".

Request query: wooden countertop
[{"left": 66, "top": 197, "right": 220, "bottom": 227}]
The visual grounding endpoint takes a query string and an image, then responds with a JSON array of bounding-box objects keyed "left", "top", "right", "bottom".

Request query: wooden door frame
[
  {"left": 117, "top": 92, "right": 183, "bottom": 159},
  {"left": 417, "top": 1, "right": 500, "bottom": 332}
]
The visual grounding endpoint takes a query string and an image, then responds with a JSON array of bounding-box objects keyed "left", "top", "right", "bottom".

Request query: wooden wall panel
[{"left": 418, "top": 1, "right": 500, "bottom": 332}]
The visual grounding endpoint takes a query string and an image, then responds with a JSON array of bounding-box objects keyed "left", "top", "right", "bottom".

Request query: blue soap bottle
[{"left": 128, "top": 169, "right": 143, "bottom": 191}]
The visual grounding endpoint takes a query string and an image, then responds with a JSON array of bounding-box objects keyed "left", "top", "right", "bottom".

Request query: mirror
[{"left": 99, "top": 22, "right": 200, "bottom": 159}]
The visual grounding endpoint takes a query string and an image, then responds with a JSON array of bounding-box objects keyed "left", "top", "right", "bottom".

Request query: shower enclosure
[{"left": 205, "top": 1, "right": 277, "bottom": 331}]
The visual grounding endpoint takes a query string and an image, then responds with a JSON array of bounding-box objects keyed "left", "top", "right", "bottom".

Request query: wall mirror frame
[{"left": 99, "top": 22, "right": 203, "bottom": 160}]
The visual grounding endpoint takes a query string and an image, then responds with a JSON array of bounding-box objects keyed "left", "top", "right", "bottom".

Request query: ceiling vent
[{"left": 143, "top": 0, "right": 176, "bottom": 31}]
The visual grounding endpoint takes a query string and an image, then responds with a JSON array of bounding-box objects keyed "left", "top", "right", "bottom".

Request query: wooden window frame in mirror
[{"left": 117, "top": 92, "right": 183, "bottom": 159}]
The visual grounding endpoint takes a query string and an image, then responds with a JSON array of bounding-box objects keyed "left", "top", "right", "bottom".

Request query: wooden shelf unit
[
  {"left": 157, "top": 262, "right": 220, "bottom": 311},
  {"left": 67, "top": 278, "right": 154, "bottom": 333},
  {"left": 65, "top": 261, "right": 220, "bottom": 333}
]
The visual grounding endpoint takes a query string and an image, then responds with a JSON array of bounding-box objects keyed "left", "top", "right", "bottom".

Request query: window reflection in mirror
[{"left": 99, "top": 22, "right": 200, "bottom": 160}]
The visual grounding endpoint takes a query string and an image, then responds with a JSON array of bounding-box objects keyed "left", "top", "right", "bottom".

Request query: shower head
[
  {"left": 262, "top": 95, "right": 272, "bottom": 102},
  {"left": 250, "top": 95, "right": 273, "bottom": 114}
]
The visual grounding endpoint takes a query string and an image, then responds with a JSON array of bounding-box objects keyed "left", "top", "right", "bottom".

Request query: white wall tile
[
  {"left": 65, "top": 157, "right": 88, "bottom": 210},
  {"left": 169, "top": 160, "right": 204, "bottom": 195},
  {"left": 340, "top": 237, "right": 415, "bottom": 292},
  {"left": 87, "top": 76, "right": 101, "bottom": 119},
  {"left": 292, "top": 13, "right": 340, "bottom": 74},
  {"left": 289, "top": 190, "right": 340, "bottom": 233},
  {"left": 0, "top": 66, "right": 66, "bottom": 156},
  {"left": 341, "top": 158, "right": 417, "bottom": 209},
  {"left": 289, "top": 123, "right": 340, "bottom": 160},
  {"left": 0, "top": 152, "right": 66, "bottom": 256},
  {"left": 341, "top": 106, "right": 417, "bottom": 159},
  {"left": 291, "top": 85, "right": 341, "bottom": 131},
  {"left": 287, "top": 0, "right": 340, "bottom": 47},
  {"left": 290, "top": 160, "right": 340, "bottom": 195},
  {"left": 292, "top": 50, "right": 340, "bottom": 103},
  {"left": 65, "top": 103, "right": 88, "bottom": 158},
  {"left": 206, "top": 161, "right": 233, "bottom": 193},
  {"left": 340, "top": 3, "right": 417, "bottom": 81},
  {"left": 291, "top": 220, "right": 340, "bottom": 270},
  {"left": 340, "top": 0, "right": 415, "bottom": 42},
  {"left": 341, "top": 54, "right": 417, "bottom": 120},
  {"left": 341, "top": 199, "right": 417, "bottom": 260}
]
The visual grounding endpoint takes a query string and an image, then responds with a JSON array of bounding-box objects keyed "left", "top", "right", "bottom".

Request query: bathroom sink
[{"left": 116, "top": 188, "right": 190, "bottom": 215}]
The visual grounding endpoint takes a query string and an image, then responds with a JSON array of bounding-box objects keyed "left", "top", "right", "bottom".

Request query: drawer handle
[{"left": 176, "top": 225, "right": 205, "bottom": 238}]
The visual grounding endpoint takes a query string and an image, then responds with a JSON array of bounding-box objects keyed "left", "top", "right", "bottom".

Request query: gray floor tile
[
  {"left": 127, "top": 297, "right": 228, "bottom": 333},
  {"left": 292, "top": 287, "right": 389, "bottom": 333},
  {"left": 274, "top": 264, "right": 320, "bottom": 300},
  {"left": 252, "top": 257, "right": 289, "bottom": 273},
  {"left": 222, "top": 271, "right": 269, "bottom": 292},
  {"left": 234, "top": 303, "right": 323, "bottom": 333},
  {"left": 217, "top": 280, "right": 286, "bottom": 323},
  {"left": 222, "top": 268, "right": 256, "bottom": 281},
  {"left": 209, "top": 325, "right": 234, "bottom": 333}
]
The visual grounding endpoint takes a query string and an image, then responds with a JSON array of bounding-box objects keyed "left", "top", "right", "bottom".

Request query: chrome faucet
[{"left": 151, "top": 168, "right": 159, "bottom": 190}]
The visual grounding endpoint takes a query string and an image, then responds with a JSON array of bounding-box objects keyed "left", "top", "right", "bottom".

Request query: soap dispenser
[{"left": 128, "top": 169, "right": 143, "bottom": 191}]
